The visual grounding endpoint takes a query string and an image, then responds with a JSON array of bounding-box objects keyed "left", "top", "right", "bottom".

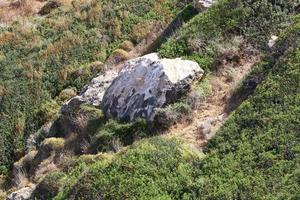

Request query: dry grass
[
  {"left": 166, "top": 53, "right": 260, "bottom": 150},
  {"left": 0, "top": 84, "right": 6, "bottom": 96},
  {"left": 14, "top": 119, "right": 25, "bottom": 135},
  {"left": 0, "top": 0, "right": 42, "bottom": 23},
  {"left": 72, "top": 113, "right": 89, "bottom": 131},
  {"left": 0, "top": 191, "right": 7, "bottom": 199},
  {"left": 55, "top": 152, "right": 74, "bottom": 168},
  {"left": 34, "top": 159, "right": 58, "bottom": 182},
  {"left": 0, "top": 31, "right": 16, "bottom": 44},
  {"left": 131, "top": 21, "right": 152, "bottom": 43},
  {"left": 13, "top": 168, "right": 29, "bottom": 187},
  {"left": 0, "top": 0, "right": 72, "bottom": 23}
]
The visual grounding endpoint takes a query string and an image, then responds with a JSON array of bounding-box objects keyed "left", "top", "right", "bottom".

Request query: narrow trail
[{"left": 166, "top": 54, "right": 260, "bottom": 150}]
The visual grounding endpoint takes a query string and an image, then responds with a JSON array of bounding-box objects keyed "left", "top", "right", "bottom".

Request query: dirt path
[{"left": 166, "top": 54, "right": 260, "bottom": 150}]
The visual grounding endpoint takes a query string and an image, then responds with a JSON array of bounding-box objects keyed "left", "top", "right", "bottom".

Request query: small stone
[
  {"left": 194, "top": 0, "right": 214, "bottom": 11},
  {"left": 38, "top": 0, "right": 61, "bottom": 16},
  {"left": 268, "top": 35, "right": 278, "bottom": 48}
]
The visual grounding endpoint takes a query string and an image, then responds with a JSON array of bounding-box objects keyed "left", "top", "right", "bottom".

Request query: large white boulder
[
  {"left": 61, "top": 70, "right": 118, "bottom": 114},
  {"left": 194, "top": 0, "right": 214, "bottom": 11},
  {"left": 102, "top": 53, "right": 204, "bottom": 122}
]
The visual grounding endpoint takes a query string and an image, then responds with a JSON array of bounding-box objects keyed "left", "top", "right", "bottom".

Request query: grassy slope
[
  {"left": 0, "top": 0, "right": 186, "bottom": 174},
  {"left": 52, "top": 137, "right": 201, "bottom": 200},
  {"left": 1, "top": 0, "right": 299, "bottom": 198},
  {"left": 195, "top": 22, "right": 300, "bottom": 199},
  {"left": 159, "top": 0, "right": 296, "bottom": 70}
]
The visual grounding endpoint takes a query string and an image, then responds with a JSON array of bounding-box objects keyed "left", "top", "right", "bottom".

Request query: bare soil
[{"left": 166, "top": 53, "right": 260, "bottom": 150}]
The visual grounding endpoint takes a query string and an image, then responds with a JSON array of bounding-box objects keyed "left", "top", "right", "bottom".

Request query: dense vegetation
[
  {"left": 159, "top": 0, "right": 297, "bottom": 70},
  {"left": 48, "top": 137, "right": 201, "bottom": 200},
  {"left": 194, "top": 25, "right": 300, "bottom": 199},
  {"left": 0, "top": 0, "right": 187, "bottom": 174}
]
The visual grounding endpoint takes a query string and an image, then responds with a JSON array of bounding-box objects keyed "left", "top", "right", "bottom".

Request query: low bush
[
  {"left": 55, "top": 87, "right": 77, "bottom": 104},
  {"left": 32, "top": 171, "right": 67, "bottom": 200},
  {"left": 109, "top": 49, "right": 130, "bottom": 63},
  {"left": 90, "top": 119, "right": 149, "bottom": 153},
  {"left": 42, "top": 138, "right": 65, "bottom": 152},
  {"left": 54, "top": 137, "right": 202, "bottom": 200},
  {"left": 153, "top": 102, "right": 193, "bottom": 130},
  {"left": 120, "top": 40, "right": 134, "bottom": 51}
]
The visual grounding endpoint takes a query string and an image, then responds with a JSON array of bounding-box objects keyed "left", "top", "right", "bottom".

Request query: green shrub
[
  {"left": 42, "top": 138, "right": 65, "bottom": 152},
  {"left": 54, "top": 137, "right": 202, "bottom": 200},
  {"left": 159, "top": 0, "right": 297, "bottom": 62},
  {"left": 55, "top": 87, "right": 77, "bottom": 104},
  {"left": 153, "top": 102, "right": 193, "bottom": 130},
  {"left": 90, "top": 119, "right": 149, "bottom": 153},
  {"left": 110, "top": 48, "right": 130, "bottom": 63},
  {"left": 32, "top": 171, "right": 67, "bottom": 200}
]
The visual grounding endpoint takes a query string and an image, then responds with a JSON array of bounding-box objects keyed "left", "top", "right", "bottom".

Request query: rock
[
  {"left": 194, "top": 0, "right": 214, "bottom": 11},
  {"left": 9, "top": 0, "right": 25, "bottom": 9},
  {"left": 6, "top": 186, "right": 35, "bottom": 200},
  {"left": 102, "top": 53, "right": 204, "bottom": 122},
  {"left": 61, "top": 70, "right": 118, "bottom": 114},
  {"left": 296, "top": 4, "right": 300, "bottom": 13},
  {"left": 268, "top": 35, "right": 278, "bottom": 48},
  {"left": 38, "top": 0, "right": 61, "bottom": 15}
]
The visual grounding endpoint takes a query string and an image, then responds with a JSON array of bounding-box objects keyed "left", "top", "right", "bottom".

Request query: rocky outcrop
[
  {"left": 61, "top": 70, "right": 118, "bottom": 114},
  {"left": 6, "top": 186, "right": 35, "bottom": 200},
  {"left": 102, "top": 53, "right": 204, "bottom": 122},
  {"left": 38, "top": 0, "right": 61, "bottom": 15},
  {"left": 194, "top": 0, "right": 214, "bottom": 11}
]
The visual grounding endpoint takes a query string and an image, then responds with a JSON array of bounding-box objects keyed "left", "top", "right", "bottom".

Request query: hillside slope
[
  {"left": 48, "top": 14, "right": 300, "bottom": 199},
  {"left": 0, "top": 0, "right": 187, "bottom": 175},
  {"left": 0, "top": 0, "right": 300, "bottom": 199}
]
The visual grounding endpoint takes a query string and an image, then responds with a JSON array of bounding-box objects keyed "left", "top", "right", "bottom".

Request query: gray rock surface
[
  {"left": 102, "top": 53, "right": 204, "bottom": 122},
  {"left": 6, "top": 186, "right": 35, "bottom": 200},
  {"left": 61, "top": 70, "right": 118, "bottom": 114},
  {"left": 268, "top": 35, "right": 278, "bottom": 48}
]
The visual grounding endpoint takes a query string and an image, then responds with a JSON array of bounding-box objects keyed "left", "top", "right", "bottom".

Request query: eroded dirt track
[{"left": 166, "top": 54, "right": 260, "bottom": 150}]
